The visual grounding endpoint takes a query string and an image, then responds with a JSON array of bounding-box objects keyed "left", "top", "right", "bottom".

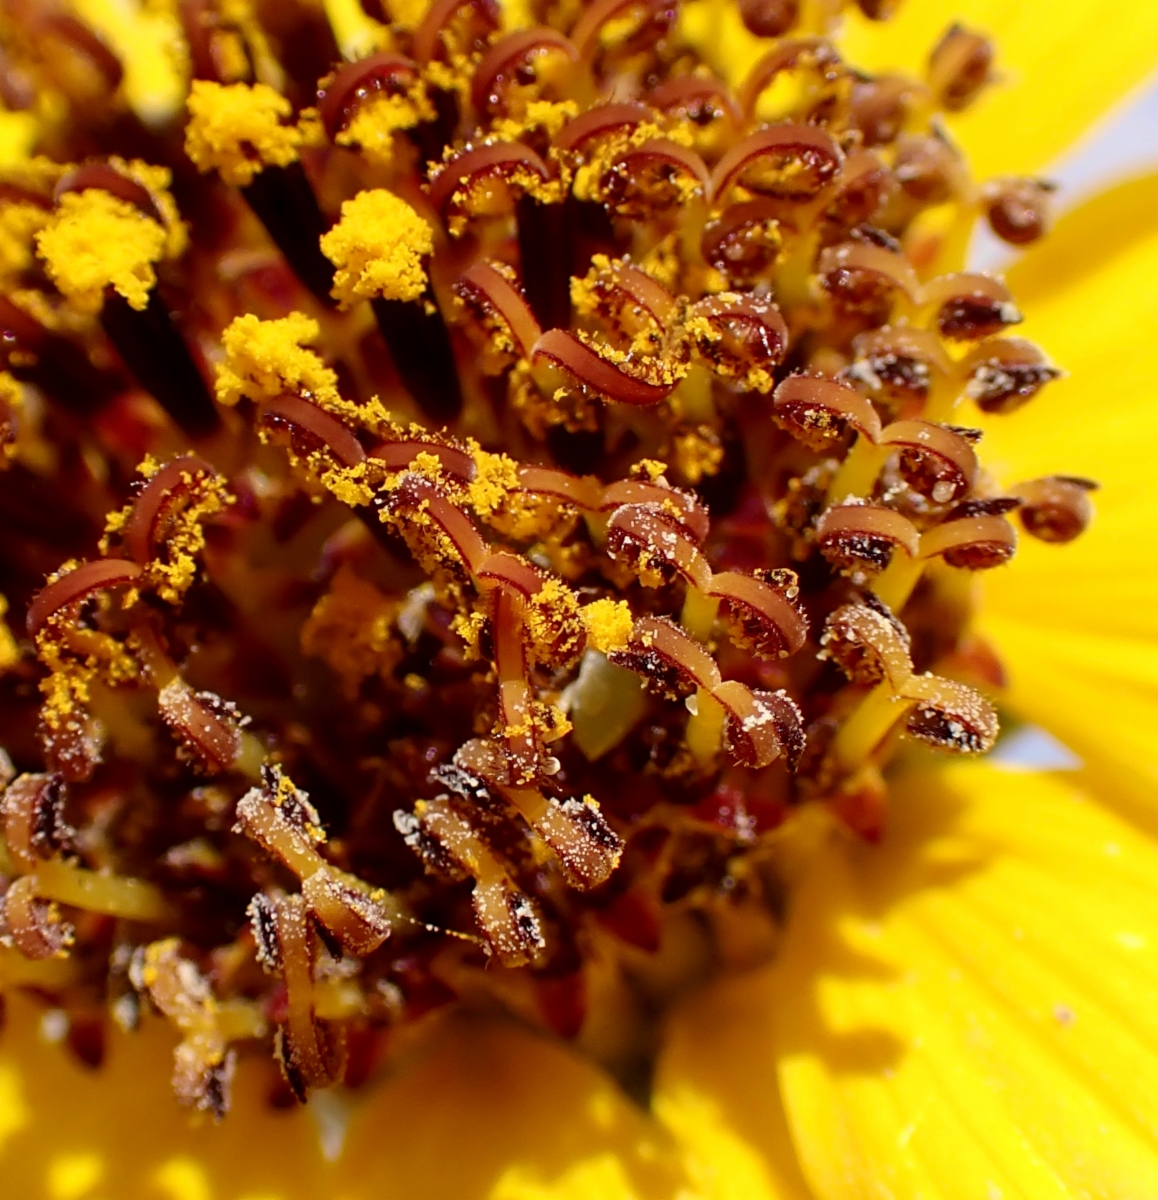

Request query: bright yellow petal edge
[
  {"left": 0, "top": 996, "right": 685, "bottom": 1200},
  {"left": 683, "top": 0, "right": 1158, "bottom": 178},
  {"left": 978, "top": 172, "right": 1158, "bottom": 825},
  {"left": 656, "top": 762, "right": 1158, "bottom": 1200},
  {"left": 839, "top": 0, "right": 1158, "bottom": 178}
]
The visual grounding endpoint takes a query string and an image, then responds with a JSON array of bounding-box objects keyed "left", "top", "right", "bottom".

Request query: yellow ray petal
[
  {"left": 980, "top": 173, "right": 1158, "bottom": 517},
  {"left": 839, "top": 3, "right": 1158, "bottom": 178},
  {"left": 780, "top": 763, "right": 1158, "bottom": 1199},
  {"left": 658, "top": 764, "right": 1158, "bottom": 1200},
  {"left": 335, "top": 1013, "right": 685, "bottom": 1200},
  {"left": 0, "top": 990, "right": 327, "bottom": 1200},
  {"left": 654, "top": 971, "right": 815, "bottom": 1200},
  {"left": 972, "top": 175, "right": 1158, "bottom": 807},
  {"left": 0, "top": 994, "right": 685, "bottom": 1200},
  {"left": 981, "top": 614, "right": 1158, "bottom": 830}
]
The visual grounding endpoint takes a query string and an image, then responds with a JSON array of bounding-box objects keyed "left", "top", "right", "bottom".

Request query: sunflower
[{"left": 0, "top": 0, "right": 1156, "bottom": 1197}]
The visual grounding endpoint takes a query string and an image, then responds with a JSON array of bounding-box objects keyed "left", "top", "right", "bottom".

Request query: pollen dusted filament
[{"left": 0, "top": 0, "right": 1091, "bottom": 1114}]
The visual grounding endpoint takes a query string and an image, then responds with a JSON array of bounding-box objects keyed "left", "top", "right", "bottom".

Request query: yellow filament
[
  {"left": 0, "top": 945, "right": 80, "bottom": 987},
  {"left": 681, "top": 586, "right": 720, "bottom": 643},
  {"left": 832, "top": 681, "right": 916, "bottom": 772},
  {"left": 826, "top": 437, "right": 888, "bottom": 504},
  {"left": 32, "top": 859, "right": 173, "bottom": 922},
  {"left": 324, "top": 0, "right": 385, "bottom": 59},
  {"left": 923, "top": 370, "right": 966, "bottom": 423},
  {"left": 686, "top": 689, "right": 727, "bottom": 768},
  {"left": 872, "top": 553, "right": 926, "bottom": 613}
]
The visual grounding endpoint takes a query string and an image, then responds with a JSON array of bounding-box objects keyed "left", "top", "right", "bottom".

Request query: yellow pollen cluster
[
  {"left": 492, "top": 99, "right": 579, "bottom": 146},
  {"left": 35, "top": 189, "right": 168, "bottom": 313},
  {"left": 338, "top": 91, "right": 435, "bottom": 165},
  {"left": 320, "top": 189, "right": 434, "bottom": 308},
  {"left": 466, "top": 449, "right": 522, "bottom": 520},
  {"left": 214, "top": 312, "right": 341, "bottom": 408},
  {"left": 102, "top": 459, "right": 232, "bottom": 606},
  {"left": 580, "top": 598, "right": 634, "bottom": 654},
  {"left": 185, "top": 81, "right": 304, "bottom": 187},
  {"left": 524, "top": 578, "right": 584, "bottom": 667},
  {"left": 301, "top": 567, "right": 404, "bottom": 699}
]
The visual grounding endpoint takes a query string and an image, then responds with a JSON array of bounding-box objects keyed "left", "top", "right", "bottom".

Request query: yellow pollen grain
[
  {"left": 467, "top": 448, "right": 520, "bottom": 518},
  {"left": 338, "top": 91, "right": 434, "bottom": 165},
  {"left": 320, "top": 189, "right": 433, "bottom": 308},
  {"left": 492, "top": 99, "right": 578, "bottom": 145},
  {"left": 35, "top": 190, "right": 168, "bottom": 313},
  {"left": 215, "top": 312, "right": 341, "bottom": 408},
  {"left": 581, "top": 598, "right": 634, "bottom": 654},
  {"left": 185, "top": 81, "right": 303, "bottom": 187},
  {"left": 525, "top": 577, "right": 584, "bottom": 666}
]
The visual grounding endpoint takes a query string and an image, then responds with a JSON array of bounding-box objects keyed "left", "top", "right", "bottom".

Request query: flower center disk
[{"left": 0, "top": 0, "right": 1090, "bottom": 1114}]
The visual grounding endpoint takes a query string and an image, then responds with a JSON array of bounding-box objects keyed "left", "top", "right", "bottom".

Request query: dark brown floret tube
[
  {"left": 240, "top": 162, "right": 336, "bottom": 306},
  {"left": 370, "top": 294, "right": 463, "bottom": 423},
  {"left": 0, "top": 296, "right": 119, "bottom": 415},
  {"left": 516, "top": 194, "right": 573, "bottom": 332},
  {"left": 100, "top": 290, "right": 219, "bottom": 436}
]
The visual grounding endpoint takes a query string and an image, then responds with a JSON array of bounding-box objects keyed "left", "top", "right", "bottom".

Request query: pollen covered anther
[{"left": 1010, "top": 476, "right": 1097, "bottom": 543}]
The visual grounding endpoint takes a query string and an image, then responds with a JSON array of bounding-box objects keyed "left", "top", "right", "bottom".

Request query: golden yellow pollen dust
[
  {"left": 320, "top": 189, "right": 434, "bottom": 307},
  {"left": 34, "top": 189, "right": 167, "bottom": 312},
  {"left": 580, "top": 598, "right": 635, "bottom": 655},
  {"left": 215, "top": 313, "right": 341, "bottom": 409},
  {"left": 185, "top": 80, "right": 304, "bottom": 187},
  {"left": 338, "top": 90, "right": 436, "bottom": 165}
]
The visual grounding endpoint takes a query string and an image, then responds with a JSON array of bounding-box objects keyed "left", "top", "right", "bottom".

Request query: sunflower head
[{"left": 0, "top": 3, "right": 1147, "bottom": 1191}]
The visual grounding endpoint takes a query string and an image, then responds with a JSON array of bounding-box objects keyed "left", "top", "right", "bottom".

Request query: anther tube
[
  {"left": 100, "top": 291, "right": 219, "bottom": 437},
  {"left": 241, "top": 163, "right": 337, "bottom": 305},
  {"left": 516, "top": 194, "right": 572, "bottom": 332},
  {"left": 371, "top": 293, "right": 463, "bottom": 423}
]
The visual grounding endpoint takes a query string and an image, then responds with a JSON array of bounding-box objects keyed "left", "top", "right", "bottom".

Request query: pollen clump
[
  {"left": 338, "top": 91, "right": 435, "bottom": 164},
  {"left": 320, "top": 189, "right": 433, "bottom": 307},
  {"left": 215, "top": 312, "right": 340, "bottom": 408},
  {"left": 581, "top": 598, "right": 635, "bottom": 655},
  {"left": 185, "top": 81, "right": 304, "bottom": 186},
  {"left": 35, "top": 189, "right": 167, "bottom": 312}
]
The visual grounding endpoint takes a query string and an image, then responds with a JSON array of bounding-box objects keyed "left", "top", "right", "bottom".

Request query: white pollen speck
[
  {"left": 1104, "top": 841, "right": 1121, "bottom": 857},
  {"left": 988, "top": 1184, "right": 1004, "bottom": 1200},
  {"left": 39, "top": 1008, "right": 69, "bottom": 1044},
  {"left": 1115, "top": 931, "right": 1146, "bottom": 951}
]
